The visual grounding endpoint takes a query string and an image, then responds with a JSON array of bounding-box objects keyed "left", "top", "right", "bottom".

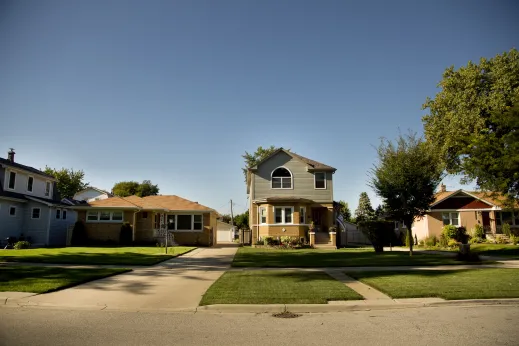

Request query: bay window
[
  {"left": 259, "top": 207, "right": 267, "bottom": 224},
  {"left": 274, "top": 207, "right": 293, "bottom": 224}
]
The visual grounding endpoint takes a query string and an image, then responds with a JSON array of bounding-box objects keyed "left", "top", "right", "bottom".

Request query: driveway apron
[{"left": 23, "top": 247, "right": 238, "bottom": 310}]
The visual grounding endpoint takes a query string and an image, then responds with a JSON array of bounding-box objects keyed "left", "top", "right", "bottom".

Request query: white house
[{"left": 73, "top": 187, "right": 113, "bottom": 202}]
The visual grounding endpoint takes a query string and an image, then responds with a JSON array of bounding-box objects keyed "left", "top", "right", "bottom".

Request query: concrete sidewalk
[{"left": 10, "top": 247, "right": 238, "bottom": 311}]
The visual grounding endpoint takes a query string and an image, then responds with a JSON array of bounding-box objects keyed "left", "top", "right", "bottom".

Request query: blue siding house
[{"left": 0, "top": 149, "right": 76, "bottom": 246}]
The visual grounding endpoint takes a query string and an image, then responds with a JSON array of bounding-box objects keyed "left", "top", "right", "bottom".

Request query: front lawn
[
  {"left": 200, "top": 270, "right": 362, "bottom": 305},
  {"left": 350, "top": 268, "right": 519, "bottom": 300},
  {"left": 232, "top": 247, "right": 486, "bottom": 268},
  {"left": 0, "top": 266, "right": 130, "bottom": 293},
  {"left": 0, "top": 247, "right": 195, "bottom": 266},
  {"left": 469, "top": 244, "right": 519, "bottom": 259}
]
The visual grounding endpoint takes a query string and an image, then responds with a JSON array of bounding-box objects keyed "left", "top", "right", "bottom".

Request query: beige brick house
[
  {"left": 247, "top": 148, "right": 337, "bottom": 246},
  {"left": 413, "top": 186, "right": 519, "bottom": 241},
  {"left": 73, "top": 195, "right": 218, "bottom": 246}
]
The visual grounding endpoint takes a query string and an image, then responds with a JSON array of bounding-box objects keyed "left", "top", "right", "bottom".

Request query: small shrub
[
  {"left": 424, "top": 235, "right": 438, "bottom": 247},
  {"left": 496, "top": 236, "right": 509, "bottom": 244},
  {"left": 502, "top": 223, "right": 511, "bottom": 237},
  {"left": 14, "top": 240, "right": 31, "bottom": 249},
  {"left": 470, "top": 237, "right": 484, "bottom": 244},
  {"left": 510, "top": 235, "right": 518, "bottom": 245},
  {"left": 254, "top": 240, "right": 263, "bottom": 246},
  {"left": 119, "top": 222, "right": 133, "bottom": 245},
  {"left": 418, "top": 239, "right": 425, "bottom": 247},
  {"left": 441, "top": 225, "right": 457, "bottom": 240},
  {"left": 447, "top": 239, "right": 459, "bottom": 248},
  {"left": 263, "top": 236, "right": 274, "bottom": 246},
  {"left": 358, "top": 220, "right": 394, "bottom": 252},
  {"left": 439, "top": 234, "right": 448, "bottom": 247},
  {"left": 70, "top": 221, "right": 87, "bottom": 246},
  {"left": 472, "top": 224, "right": 485, "bottom": 239}
]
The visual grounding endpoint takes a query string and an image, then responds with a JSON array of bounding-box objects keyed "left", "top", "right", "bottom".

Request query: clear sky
[{"left": 1, "top": 0, "right": 518, "bottom": 215}]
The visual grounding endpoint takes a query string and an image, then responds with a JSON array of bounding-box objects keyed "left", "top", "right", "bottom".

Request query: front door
[
  {"left": 311, "top": 207, "right": 326, "bottom": 231},
  {"left": 482, "top": 212, "right": 490, "bottom": 232}
]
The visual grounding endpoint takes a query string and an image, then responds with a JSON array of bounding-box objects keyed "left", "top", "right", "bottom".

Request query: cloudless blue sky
[{"left": 1, "top": 0, "right": 518, "bottom": 215}]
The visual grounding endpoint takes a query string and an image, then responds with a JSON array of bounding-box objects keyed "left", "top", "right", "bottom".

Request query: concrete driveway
[{"left": 22, "top": 246, "right": 238, "bottom": 311}]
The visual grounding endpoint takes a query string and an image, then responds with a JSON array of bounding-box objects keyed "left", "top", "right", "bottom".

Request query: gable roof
[
  {"left": 77, "top": 195, "right": 215, "bottom": 212},
  {"left": 249, "top": 148, "right": 336, "bottom": 172},
  {"left": 74, "top": 187, "right": 113, "bottom": 197},
  {"left": 430, "top": 189, "right": 516, "bottom": 209},
  {"left": 0, "top": 157, "right": 56, "bottom": 180}
]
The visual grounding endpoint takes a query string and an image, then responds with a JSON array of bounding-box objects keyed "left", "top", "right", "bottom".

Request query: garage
[{"left": 216, "top": 221, "right": 233, "bottom": 243}]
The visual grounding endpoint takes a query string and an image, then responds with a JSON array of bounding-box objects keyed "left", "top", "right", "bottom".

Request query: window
[
  {"left": 259, "top": 207, "right": 267, "bottom": 224},
  {"left": 100, "top": 211, "right": 111, "bottom": 221},
  {"left": 8, "top": 171, "right": 16, "bottom": 189},
  {"left": 177, "top": 215, "right": 192, "bottom": 230},
  {"left": 495, "top": 212, "right": 502, "bottom": 226},
  {"left": 9, "top": 206, "right": 16, "bottom": 217},
  {"left": 300, "top": 207, "right": 305, "bottom": 224},
  {"left": 112, "top": 211, "right": 123, "bottom": 221},
  {"left": 442, "top": 212, "right": 459, "bottom": 226},
  {"left": 142, "top": 212, "right": 148, "bottom": 219},
  {"left": 87, "top": 211, "right": 99, "bottom": 221},
  {"left": 271, "top": 167, "right": 292, "bottom": 189},
  {"left": 27, "top": 176, "right": 34, "bottom": 192},
  {"left": 193, "top": 215, "right": 203, "bottom": 230},
  {"left": 501, "top": 212, "right": 513, "bottom": 225},
  {"left": 56, "top": 209, "right": 61, "bottom": 219},
  {"left": 314, "top": 172, "right": 326, "bottom": 189},
  {"left": 274, "top": 207, "right": 293, "bottom": 224},
  {"left": 31, "top": 208, "right": 41, "bottom": 219},
  {"left": 154, "top": 214, "right": 160, "bottom": 228},
  {"left": 167, "top": 215, "right": 175, "bottom": 230},
  {"left": 63, "top": 210, "right": 67, "bottom": 220},
  {"left": 45, "top": 181, "right": 51, "bottom": 197}
]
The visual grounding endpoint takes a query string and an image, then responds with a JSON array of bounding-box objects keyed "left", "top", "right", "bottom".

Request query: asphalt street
[{"left": 1, "top": 305, "right": 518, "bottom": 346}]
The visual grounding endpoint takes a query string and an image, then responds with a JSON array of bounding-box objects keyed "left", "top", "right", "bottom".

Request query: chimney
[
  {"left": 439, "top": 184, "right": 446, "bottom": 192},
  {"left": 7, "top": 148, "right": 15, "bottom": 162}
]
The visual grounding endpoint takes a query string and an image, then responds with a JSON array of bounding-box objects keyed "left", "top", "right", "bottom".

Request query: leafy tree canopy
[
  {"left": 242, "top": 145, "right": 283, "bottom": 181},
  {"left": 112, "top": 180, "right": 159, "bottom": 197},
  {"left": 337, "top": 200, "right": 352, "bottom": 222},
  {"left": 370, "top": 132, "right": 444, "bottom": 255},
  {"left": 44, "top": 167, "right": 89, "bottom": 199},
  {"left": 422, "top": 48, "right": 519, "bottom": 203},
  {"left": 233, "top": 210, "right": 249, "bottom": 230}
]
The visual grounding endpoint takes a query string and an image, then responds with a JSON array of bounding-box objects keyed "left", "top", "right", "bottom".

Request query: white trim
[
  {"left": 253, "top": 223, "right": 310, "bottom": 227},
  {"left": 27, "top": 175, "right": 34, "bottom": 193},
  {"left": 441, "top": 212, "right": 460, "bottom": 226},
  {"left": 0, "top": 163, "right": 56, "bottom": 182},
  {"left": 259, "top": 206, "right": 267, "bottom": 224},
  {"left": 165, "top": 213, "right": 205, "bottom": 232},
  {"left": 31, "top": 207, "right": 41, "bottom": 219},
  {"left": 431, "top": 189, "right": 496, "bottom": 208},
  {"left": 0, "top": 196, "right": 27, "bottom": 203},
  {"left": 314, "top": 172, "right": 326, "bottom": 189},
  {"left": 85, "top": 210, "right": 124, "bottom": 223},
  {"left": 44, "top": 181, "right": 52, "bottom": 197},
  {"left": 273, "top": 206, "right": 294, "bottom": 224},
  {"left": 430, "top": 208, "right": 498, "bottom": 212},
  {"left": 25, "top": 196, "right": 54, "bottom": 207},
  {"left": 8, "top": 205, "right": 17, "bottom": 217},
  {"left": 270, "top": 166, "right": 293, "bottom": 190}
]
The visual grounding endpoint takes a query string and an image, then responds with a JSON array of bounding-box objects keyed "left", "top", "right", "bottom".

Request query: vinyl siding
[
  {"left": 22, "top": 201, "right": 50, "bottom": 245},
  {"left": 253, "top": 151, "right": 333, "bottom": 202},
  {"left": 3, "top": 167, "right": 54, "bottom": 199},
  {"left": 0, "top": 200, "right": 25, "bottom": 240},
  {"left": 48, "top": 207, "right": 77, "bottom": 246}
]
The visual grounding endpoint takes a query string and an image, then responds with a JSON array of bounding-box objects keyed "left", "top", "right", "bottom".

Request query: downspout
[{"left": 132, "top": 209, "right": 140, "bottom": 242}]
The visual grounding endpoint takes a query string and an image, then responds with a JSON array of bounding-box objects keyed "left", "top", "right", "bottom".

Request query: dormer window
[{"left": 271, "top": 167, "right": 292, "bottom": 189}]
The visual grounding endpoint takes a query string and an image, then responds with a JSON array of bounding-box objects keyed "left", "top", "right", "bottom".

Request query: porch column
[
  {"left": 309, "top": 232, "right": 316, "bottom": 246},
  {"left": 329, "top": 231, "right": 337, "bottom": 248},
  {"left": 490, "top": 210, "right": 497, "bottom": 235}
]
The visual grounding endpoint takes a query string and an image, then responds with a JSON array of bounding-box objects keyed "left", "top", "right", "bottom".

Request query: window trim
[
  {"left": 9, "top": 205, "right": 17, "bottom": 217},
  {"left": 259, "top": 207, "right": 267, "bottom": 224},
  {"left": 314, "top": 172, "right": 326, "bottom": 189},
  {"left": 270, "top": 166, "right": 293, "bottom": 190},
  {"left": 166, "top": 214, "right": 205, "bottom": 232},
  {"left": 7, "top": 171, "right": 16, "bottom": 190},
  {"left": 442, "top": 212, "right": 460, "bottom": 226},
  {"left": 86, "top": 210, "right": 125, "bottom": 223},
  {"left": 31, "top": 207, "right": 41, "bottom": 219},
  {"left": 273, "top": 206, "right": 294, "bottom": 225},
  {"left": 27, "top": 176, "right": 34, "bottom": 193},
  {"left": 56, "top": 209, "right": 61, "bottom": 219}
]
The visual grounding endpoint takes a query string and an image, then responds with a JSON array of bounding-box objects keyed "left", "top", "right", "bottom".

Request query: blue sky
[{"left": 1, "top": 0, "right": 518, "bottom": 215}]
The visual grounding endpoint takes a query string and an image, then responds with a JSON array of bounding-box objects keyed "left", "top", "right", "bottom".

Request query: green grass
[
  {"left": 350, "top": 268, "right": 519, "bottom": 300},
  {"left": 469, "top": 244, "right": 519, "bottom": 259},
  {"left": 232, "top": 247, "right": 486, "bottom": 268},
  {"left": 0, "top": 266, "right": 130, "bottom": 293},
  {"left": 200, "top": 270, "right": 362, "bottom": 305},
  {"left": 0, "top": 247, "right": 195, "bottom": 265}
]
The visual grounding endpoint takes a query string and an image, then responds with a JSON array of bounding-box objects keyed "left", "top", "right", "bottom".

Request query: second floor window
[
  {"left": 27, "top": 176, "right": 34, "bottom": 192},
  {"left": 314, "top": 172, "right": 326, "bottom": 189},
  {"left": 8, "top": 171, "right": 16, "bottom": 189},
  {"left": 45, "top": 181, "right": 51, "bottom": 197},
  {"left": 271, "top": 167, "right": 292, "bottom": 189}
]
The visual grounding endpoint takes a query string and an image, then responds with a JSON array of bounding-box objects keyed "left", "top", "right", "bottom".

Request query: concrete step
[{"left": 314, "top": 244, "right": 336, "bottom": 250}]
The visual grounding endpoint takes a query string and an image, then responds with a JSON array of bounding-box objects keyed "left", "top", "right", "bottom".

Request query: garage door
[{"left": 217, "top": 229, "right": 233, "bottom": 243}]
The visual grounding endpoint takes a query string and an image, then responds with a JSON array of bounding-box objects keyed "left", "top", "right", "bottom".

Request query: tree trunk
[{"left": 404, "top": 218, "right": 414, "bottom": 256}]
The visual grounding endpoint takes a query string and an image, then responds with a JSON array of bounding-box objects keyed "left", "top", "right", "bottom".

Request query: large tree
[
  {"left": 422, "top": 48, "right": 519, "bottom": 204},
  {"left": 242, "top": 145, "right": 279, "bottom": 181},
  {"left": 354, "top": 192, "right": 374, "bottom": 222},
  {"left": 233, "top": 210, "right": 250, "bottom": 230},
  {"left": 44, "top": 167, "right": 89, "bottom": 199},
  {"left": 112, "top": 180, "right": 159, "bottom": 197},
  {"left": 370, "top": 132, "right": 444, "bottom": 255},
  {"left": 337, "top": 200, "right": 352, "bottom": 222}
]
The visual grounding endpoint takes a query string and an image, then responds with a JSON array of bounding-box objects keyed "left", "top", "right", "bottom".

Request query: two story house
[
  {"left": 247, "top": 148, "right": 337, "bottom": 245},
  {"left": 0, "top": 149, "right": 76, "bottom": 246}
]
